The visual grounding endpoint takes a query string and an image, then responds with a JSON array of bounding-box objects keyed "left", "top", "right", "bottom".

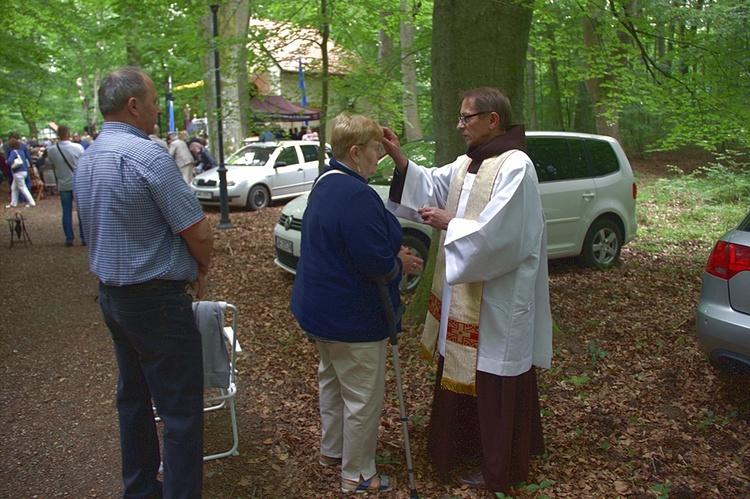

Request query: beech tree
[{"left": 405, "top": 0, "right": 534, "bottom": 323}]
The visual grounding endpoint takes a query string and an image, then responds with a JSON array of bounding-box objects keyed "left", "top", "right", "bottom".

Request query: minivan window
[
  {"left": 527, "top": 138, "right": 590, "bottom": 182},
  {"left": 586, "top": 139, "right": 619, "bottom": 177}
]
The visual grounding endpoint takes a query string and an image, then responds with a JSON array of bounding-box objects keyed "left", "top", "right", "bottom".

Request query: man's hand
[
  {"left": 418, "top": 206, "right": 453, "bottom": 231},
  {"left": 381, "top": 127, "right": 409, "bottom": 173},
  {"left": 190, "top": 271, "right": 208, "bottom": 300}
]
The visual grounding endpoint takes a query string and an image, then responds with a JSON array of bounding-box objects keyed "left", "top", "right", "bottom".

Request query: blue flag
[
  {"left": 168, "top": 100, "right": 175, "bottom": 133},
  {"left": 298, "top": 57, "right": 308, "bottom": 109},
  {"left": 299, "top": 57, "right": 310, "bottom": 126}
]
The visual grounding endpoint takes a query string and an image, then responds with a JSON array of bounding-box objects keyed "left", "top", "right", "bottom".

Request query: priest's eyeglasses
[{"left": 457, "top": 111, "right": 489, "bottom": 125}]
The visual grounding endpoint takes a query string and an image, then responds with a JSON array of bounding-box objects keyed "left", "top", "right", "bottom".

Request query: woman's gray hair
[
  {"left": 98, "top": 67, "right": 149, "bottom": 117},
  {"left": 330, "top": 114, "right": 383, "bottom": 160}
]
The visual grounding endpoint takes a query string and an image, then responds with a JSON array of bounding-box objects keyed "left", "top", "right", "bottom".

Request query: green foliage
[
  {"left": 634, "top": 152, "right": 750, "bottom": 256},
  {"left": 1, "top": 0, "right": 210, "bottom": 138},
  {"left": 566, "top": 374, "right": 591, "bottom": 387},
  {"left": 587, "top": 340, "right": 610, "bottom": 367},
  {"left": 3, "top": 0, "right": 747, "bottom": 153},
  {"left": 256, "top": 0, "right": 433, "bottom": 136},
  {"left": 650, "top": 481, "right": 672, "bottom": 498},
  {"left": 528, "top": 0, "right": 750, "bottom": 152}
]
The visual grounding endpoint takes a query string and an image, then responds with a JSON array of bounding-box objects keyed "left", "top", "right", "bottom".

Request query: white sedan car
[
  {"left": 274, "top": 185, "right": 433, "bottom": 293},
  {"left": 190, "top": 140, "right": 330, "bottom": 211}
]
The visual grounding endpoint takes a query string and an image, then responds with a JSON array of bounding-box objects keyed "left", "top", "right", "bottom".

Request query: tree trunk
[
  {"left": 549, "top": 56, "right": 565, "bottom": 129},
  {"left": 318, "top": 0, "right": 330, "bottom": 173},
  {"left": 527, "top": 47, "right": 537, "bottom": 129},
  {"left": 582, "top": 11, "right": 621, "bottom": 141},
  {"left": 201, "top": 1, "right": 250, "bottom": 157},
  {"left": 405, "top": 0, "right": 533, "bottom": 325},
  {"left": 400, "top": 0, "right": 422, "bottom": 142},
  {"left": 378, "top": 16, "right": 394, "bottom": 128},
  {"left": 431, "top": 0, "right": 532, "bottom": 167},
  {"left": 232, "top": 0, "right": 252, "bottom": 143},
  {"left": 123, "top": 0, "right": 141, "bottom": 67}
]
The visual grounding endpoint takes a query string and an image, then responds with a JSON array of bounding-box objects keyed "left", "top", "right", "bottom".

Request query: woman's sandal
[{"left": 341, "top": 474, "right": 394, "bottom": 493}]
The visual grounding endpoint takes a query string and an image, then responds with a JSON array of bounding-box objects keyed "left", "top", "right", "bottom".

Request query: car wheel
[
  {"left": 400, "top": 234, "right": 429, "bottom": 294},
  {"left": 581, "top": 218, "right": 623, "bottom": 269},
  {"left": 246, "top": 185, "right": 270, "bottom": 211}
]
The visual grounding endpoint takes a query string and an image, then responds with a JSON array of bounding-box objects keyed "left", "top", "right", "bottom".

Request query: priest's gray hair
[
  {"left": 461, "top": 87, "right": 513, "bottom": 130},
  {"left": 98, "top": 67, "right": 150, "bottom": 117}
]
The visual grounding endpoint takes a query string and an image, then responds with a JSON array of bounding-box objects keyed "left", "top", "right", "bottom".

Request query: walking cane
[{"left": 377, "top": 273, "right": 419, "bottom": 499}]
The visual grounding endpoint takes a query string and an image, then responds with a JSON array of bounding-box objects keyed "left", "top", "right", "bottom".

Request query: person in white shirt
[{"left": 46, "top": 125, "right": 86, "bottom": 246}]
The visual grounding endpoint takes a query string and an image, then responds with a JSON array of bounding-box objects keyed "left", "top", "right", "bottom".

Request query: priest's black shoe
[{"left": 458, "top": 471, "right": 486, "bottom": 489}]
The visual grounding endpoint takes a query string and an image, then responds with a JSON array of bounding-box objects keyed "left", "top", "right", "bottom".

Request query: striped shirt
[{"left": 74, "top": 122, "right": 206, "bottom": 286}]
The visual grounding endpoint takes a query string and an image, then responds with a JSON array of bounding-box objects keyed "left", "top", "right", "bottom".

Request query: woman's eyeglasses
[{"left": 358, "top": 143, "right": 384, "bottom": 155}]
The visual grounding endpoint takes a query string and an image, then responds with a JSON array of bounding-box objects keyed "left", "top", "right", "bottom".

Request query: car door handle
[{"left": 582, "top": 192, "right": 596, "bottom": 200}]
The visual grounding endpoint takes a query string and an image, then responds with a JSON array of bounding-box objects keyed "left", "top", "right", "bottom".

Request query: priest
[{"left": 382, "top": 87, "right": 553, "bottom": 494}]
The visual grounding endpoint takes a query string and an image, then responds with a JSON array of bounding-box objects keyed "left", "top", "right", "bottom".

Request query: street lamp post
[{"left": 210, "top": 3, "right": 232, "bottom": 229}]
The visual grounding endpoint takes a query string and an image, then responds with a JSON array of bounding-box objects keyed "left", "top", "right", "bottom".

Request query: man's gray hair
[{"left": 98, "top": 67, "right": 149, "bottom": 117}]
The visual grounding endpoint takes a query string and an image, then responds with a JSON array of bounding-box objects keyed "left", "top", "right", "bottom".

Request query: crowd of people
[
  {"left": 5, "top": 66, "right": 552, "bottom": 497},
  {"left": 1, "top": 121, "right": 213, "bottom": 247}
]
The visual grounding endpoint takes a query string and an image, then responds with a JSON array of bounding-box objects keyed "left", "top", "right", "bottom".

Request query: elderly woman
[
  {"left": 5, "top": 137, "right": 36, "bottom": 208},
  {"left": 290, "top": 114, "right": 422, "bottom": 493}
]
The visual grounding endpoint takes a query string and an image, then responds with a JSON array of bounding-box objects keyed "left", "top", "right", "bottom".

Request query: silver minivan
[
  {"left": 273, "top": 132, "right": 638, "bottom": 291},
  {"left": 527, "top": 131, "right": 638, "bottom": 267}
]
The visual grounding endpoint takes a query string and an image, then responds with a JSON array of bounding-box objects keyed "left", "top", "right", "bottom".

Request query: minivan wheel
[
  {"left": 581, "top": 218, "right": 622, "bottom": 269},
  {"left": 246, "top": 185, "right": 270, "bottom": 211},
  {"left": 400, "top": 234, "right": 429, "bottom": 294}
]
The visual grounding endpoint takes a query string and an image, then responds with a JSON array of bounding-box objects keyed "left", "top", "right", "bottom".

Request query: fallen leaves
[{"left": 189, "top": 202, "right": 750, "bottom": 498}]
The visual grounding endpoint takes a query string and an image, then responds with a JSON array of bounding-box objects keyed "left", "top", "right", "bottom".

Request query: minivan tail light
[
  {"left": 632, "top": 182, "right": 637, "bottom": 199},
  {"left": 705, "top": 241, "right": 750, "bottom": 280}
]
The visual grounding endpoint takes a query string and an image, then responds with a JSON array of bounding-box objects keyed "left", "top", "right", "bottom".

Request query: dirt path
[
  {"left": 0, "top": 189, "right": 121, "bottom": 496},
  {"left": 1, "top": 178, "right": 748, "bottom": 498}
]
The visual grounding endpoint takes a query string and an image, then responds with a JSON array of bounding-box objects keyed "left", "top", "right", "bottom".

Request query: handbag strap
[{"left": 56, "top": 143, "right": 75, "bottom": 172}]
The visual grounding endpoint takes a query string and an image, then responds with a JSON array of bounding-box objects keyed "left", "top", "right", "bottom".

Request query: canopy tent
[{"left": 249, "top": 95, "right": 319, "bottom": 122}]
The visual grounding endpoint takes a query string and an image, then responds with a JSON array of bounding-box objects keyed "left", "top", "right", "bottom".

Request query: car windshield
[{"left": 226, "top": 145, "right": 275, "bottom": 166}]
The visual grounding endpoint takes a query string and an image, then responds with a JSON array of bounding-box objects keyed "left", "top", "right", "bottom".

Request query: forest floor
[{"left": 0, "top": 152, "right": 748, "bottom": 498}]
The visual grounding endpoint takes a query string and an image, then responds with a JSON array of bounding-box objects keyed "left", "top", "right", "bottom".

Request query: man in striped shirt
[{"left": 74, "top": 67, "right": 213, "bottom": 499}]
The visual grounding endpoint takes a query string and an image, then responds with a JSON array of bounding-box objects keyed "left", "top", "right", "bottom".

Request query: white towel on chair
[{"left": 192, "top": 301, "right": 231, "bottom": 389}]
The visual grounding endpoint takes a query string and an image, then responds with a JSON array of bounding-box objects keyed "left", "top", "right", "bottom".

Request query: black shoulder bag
[{"left": 56, "top": 143, "right": 75, "bottom": 172}]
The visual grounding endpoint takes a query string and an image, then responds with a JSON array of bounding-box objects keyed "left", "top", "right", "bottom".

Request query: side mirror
[{"left": 274, "top": 161, "right": 287, "bottom": 168}]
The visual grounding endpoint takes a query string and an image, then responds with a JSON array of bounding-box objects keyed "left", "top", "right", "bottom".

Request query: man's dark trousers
[{"left": 98, "top": 280, "right": 204, "bottom": 499}]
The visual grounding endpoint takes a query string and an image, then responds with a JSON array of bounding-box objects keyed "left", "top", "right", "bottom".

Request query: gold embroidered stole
[{"left": 420, "top": 150, "right": 514, "bottom": 396}]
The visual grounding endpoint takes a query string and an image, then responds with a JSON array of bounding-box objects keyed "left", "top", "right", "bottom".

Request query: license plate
[
  {"left": 194, "top": 191, "right": 212, "bottom": 200},
  {"left": 275, "top": 236, "right": 293, "bottom": 254}
]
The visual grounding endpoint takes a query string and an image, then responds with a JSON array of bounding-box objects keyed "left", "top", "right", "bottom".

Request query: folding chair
[
  {"left": 194, "top": 301, "right": 240, "bottom": 461},
  {"left": 155, "top": 301, "right": 240, "bottom": 461}
]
